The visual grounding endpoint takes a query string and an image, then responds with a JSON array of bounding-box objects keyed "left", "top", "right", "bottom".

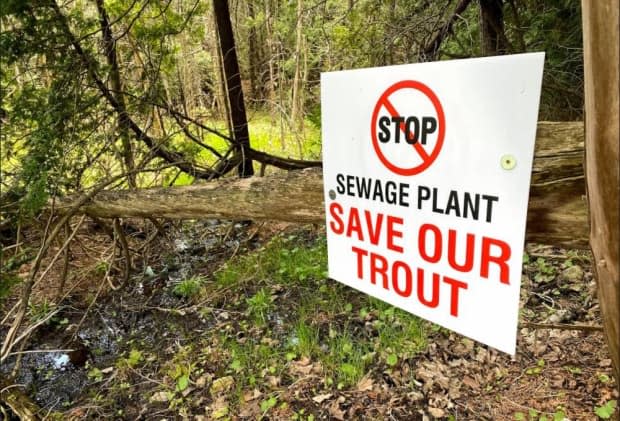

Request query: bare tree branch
[{"left": 422, "top": 0, "right": 473, "bottom": 60}]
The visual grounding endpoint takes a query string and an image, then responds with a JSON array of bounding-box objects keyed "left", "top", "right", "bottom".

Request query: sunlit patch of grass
[
  {"left": 192, "top": 112, "right": 321, "bottom": 184},
  {"left": 214, "top": 234, "right": 327, "bottom": 289},
  {"left": 246, "top": 112, "right": 322, "bottom": 161},
  {"left": 62, "top": 112, "right": 322, "bottom": 189}
]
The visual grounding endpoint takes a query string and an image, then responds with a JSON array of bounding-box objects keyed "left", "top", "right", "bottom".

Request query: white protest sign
[{"left": 321, "top": 53, "right": 544, "bottom": 354}]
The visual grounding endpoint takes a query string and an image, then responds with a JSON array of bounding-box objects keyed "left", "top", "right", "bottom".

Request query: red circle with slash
[{"left": 370, "top": 80, "right": 445, "bottom": 176}]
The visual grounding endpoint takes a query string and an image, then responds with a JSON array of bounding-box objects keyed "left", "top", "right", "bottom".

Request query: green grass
[
  {"left": 167, "top": 112, "right": 322, "bottom": 186},
  {"left": 172, "top": 276, "right": 204, "bottom": 298},
  {"left": 325, "top": 328, "right": 371, "bottom": 388},
  {"left": 209, "top": 232, "right": 428, "bottom": 391},
  {"left": 246, "top": 287, "right": 275, "bottom": 325},
  {"left": 214, "top": 234, "right": 327, "bottom": 289},
  {"left": 291, "top": 320, "right": 321, "bottom": 358},
  {"left": 126, "top": 231, "right": 429, "bottom": 416}
]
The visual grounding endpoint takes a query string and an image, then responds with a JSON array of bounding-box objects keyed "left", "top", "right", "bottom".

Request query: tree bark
[
  {"left": 423, "top": 0, "right": 473, "bottom": 60},
  {"left": 57, "top": 122, "right": 588, "bottom": 248},
  {"left": 478, "top": 0, "right": 509, "bottom": 55},
  {"left": 581, "top": 0, "right": 620, "bottom": 388},
  {"left": 213, "top": 0, "right": 254, "bottom": 177},
  {"left": 212, "top": 6, "right": 235, "bottom": 140},
  {"left": 246, "top": 0, "right": 262, "bottom": 102},
  {"left": 95, "top": 0, "right": 136, "bottom": 188},
  {"left": 290, "top": 0, "right": 304, "bottom": 125}
]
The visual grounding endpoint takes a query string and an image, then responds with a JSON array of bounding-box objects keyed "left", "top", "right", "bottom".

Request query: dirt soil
[{"left": 1, "top": 221, "right": 618, "bottom": 420}]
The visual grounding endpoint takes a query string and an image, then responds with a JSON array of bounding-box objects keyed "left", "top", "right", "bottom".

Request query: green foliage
[
  {"left": 260, "top": 395, "right": 278, "bottom": 413},
  {"left": 210, "top": 232, "right": 428, "bottom": 394},
  {"left": 292, "top": 320, "right": 320, "bottom": 358},
  {"left": 116, "top": 348, "right": 144, "bottom": 371},
  {"left": 246, "top": 287, "right": 274, "bottom": 325},
  {"left": 28, "top": 299, "right": 53, "bottom": 322},
  {"left": 215, "top": 234, "right": 327, "bottom": 288},
  {"left": 368, "top": 299, "right": 427, "bottom": 358},
  {"left": 126, "top": 349, "right": 144, "bottom": 368},
  {"left": 386, "top": 353, "right": 398, "bottom": 367},
  {"left": 533, "top": 257, "right": 556, "bottom": 283},
  {"left": 0, "top": 249, "right": 30, "bottom": 302},
  {"left": 176, "top": 374, "right": 190, "bottom": 392},
  {"left": 514, "top": 408, "right": 568, "bottom": 421},
  {"left": 526, "top": 358, "right": 546, "bottom": 375},
  {"left": 1, "top": 0, "right": 584, "bottom": 229},
  {"left": 172, "top": 277, "right": 204, "bottom": 298},
  {"left": 87, "top": 366, "right": 103, "bottom": 382},
  {"left": 595, "top": 400, "right": 617, "bottom": 419}
]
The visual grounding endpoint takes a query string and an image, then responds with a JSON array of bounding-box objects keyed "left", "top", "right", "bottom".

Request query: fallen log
[{"left": 58, "top": 122, "right": 587, "bottom": 248}]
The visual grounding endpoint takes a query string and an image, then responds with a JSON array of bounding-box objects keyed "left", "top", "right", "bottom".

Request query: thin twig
[
  {"left": 57, "top": 221, "right": 72, "bottom": 299},
  {"left": 8, "top": 349, "right": 75, "bottom": 356},
  {"left": 2, "top": 164, "right": 172, "bottom": 362},
  {"left": 5, "top": 308, "right": 61, "bottom": 356},
  {"left": 520, "top": 321, "right": 603, "bottom": 332},
  {"left": 113, "top": 218, "right": 131, "bottom": 287},
  {"left": 35, "top": 215, "right": 86, "bottom": 290}
]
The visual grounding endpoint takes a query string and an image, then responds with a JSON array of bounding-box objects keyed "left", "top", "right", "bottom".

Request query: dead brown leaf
[
  {"left": 238, "top": 401, "right": 261, "bottom": 418},
  {"left": 243, "top": 388, "right": 262, "bottom": 402},
  {"left": 428, "top": 407, "right": 445, "bottom": 418},
  {"left": 328, "top": 397, "right": 346, "bottom": 420},
  {"left": 462, "top": 375, "right": 479, "bottom": 390},
  {"left": 266, "top": 375, "right": 281, "bottom": 387},
  {"left": 311, "top": 393, "right": 332, "bottom": 404},
  {"left": 289, "top": 356, "right": 314, "bottom": 376},
  {"left": 356, "top": 375, "right": 374, "bottom": 392},
  {"left": 210, "top": 376, "right": 234, "bottom": 395}
]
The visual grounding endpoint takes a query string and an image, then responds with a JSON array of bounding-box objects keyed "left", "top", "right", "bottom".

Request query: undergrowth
[{"left": 149, "top": 230, "right": 430, "bottom": 416}]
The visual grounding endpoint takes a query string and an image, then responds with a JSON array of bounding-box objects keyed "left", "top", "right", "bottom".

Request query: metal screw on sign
[
  {"left": 501, "top": 154, "right": 517, "bottom": 170},
  {"left": 329, "top": 190, "right": 336, "bottom": 200}
]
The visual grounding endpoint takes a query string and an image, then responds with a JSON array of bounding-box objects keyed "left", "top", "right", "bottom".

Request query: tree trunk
[
  {"left": 95, "top": 0, "right": 136, "bottom": 188},
  {"left": 247, "top": 0, "right": 262, "bottom": 103},
  {"left": 58, "top": 122, "right": 588, "bottom": 248},
  {"left": 291, "top": 0, "right": 304, "bottom": 126},
  {"left": 581, "top": 0, "right": 620, "bottom": 388},
  {"left": 423, "top": 0, "right": 474, "bottom": 61},
  {"left": 212, "top": 8, "right": 235, "bottom": 139},
  {"left": 478, "top": 0, "right": 509, "bottom": 55},
  {"left": 265, "top": 0, "right": 278, "bottom": 119},
  {"left": 213, "top": 0, "right": 254, "bottom": 177}
]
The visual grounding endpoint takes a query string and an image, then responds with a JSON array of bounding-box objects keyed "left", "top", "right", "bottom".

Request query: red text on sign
[
  {"left": 329, "top": 202, "right": 404, "bottom": 252},
  {"left": 417, "top": 223, "right": 511, "bottom": 284},
  {"left": 351, "top": 246, "right": 468, "bottom": 317},
  {"left": 327, "top": 202, "right": 514, "bottom": 317}
]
